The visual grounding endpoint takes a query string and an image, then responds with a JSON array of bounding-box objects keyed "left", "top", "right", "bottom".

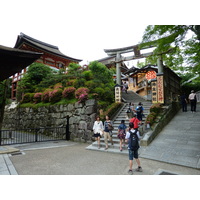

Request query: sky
[{"left": 1, "top": 0, "right": 199, "bottom": 67}]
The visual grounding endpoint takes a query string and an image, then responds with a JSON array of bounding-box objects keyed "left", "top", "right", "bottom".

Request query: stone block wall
[{"left": 2, "top": 99, "right": 98, "bottom": 142}]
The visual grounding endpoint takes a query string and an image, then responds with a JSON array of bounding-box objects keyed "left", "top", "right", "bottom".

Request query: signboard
[
  {"left": 151, "top": 81, "right": 157, "bottom": 103},
  {"left": 115, "top": 86, "right": 121, "bottom": 103},
  {"left": 145, "top": 71, "right": 157, "bottom": 80},
  {"left": 157, "top": 75, "right": 164, "bottom": 103}
]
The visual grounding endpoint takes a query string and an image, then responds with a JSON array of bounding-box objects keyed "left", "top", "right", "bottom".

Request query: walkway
[{"left": 140, "top": 103, "right": 200, "bottom": 169}]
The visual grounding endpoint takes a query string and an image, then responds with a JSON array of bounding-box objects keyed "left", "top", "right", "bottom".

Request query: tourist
[
  {"left": 103, "top": 115, "right": 114, "bottom": 150},
  {"left": 93, "top": 116, "right": 104, "bottom": 149},
  {"left": 180, "top": 93, "right": 188, "bottom": 112},
  {"left": 135, "top": 102, "right": 144, "bottom": 121},
  {"left": 129, "top": 113, "right": 142, "bottom": 131},
  {"left": 188, "top": 90, "right": 197, "bottom": 113},
  {"left": 125, "top": 122, "right": 142, "bottom": 175},
  {"left": 126, "top": 102, "right": 134, "bottom": 119},
  {"left": 122, "top": 81, "right": 128, "bottom": 93},
  {"left": 117, "top": 120, "right": 127, "bottom": 151}
]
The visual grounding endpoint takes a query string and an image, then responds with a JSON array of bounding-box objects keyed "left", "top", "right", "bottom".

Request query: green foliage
[
  {"left": 21, "top": 93, "right": 35, "bottom": 103},
  {"left": 17, "top": 62, "right": 53, "bottom": 94},
  {"left": 100, "top": 102, "right": 122, "bottom": 120},
  {"left": 49, "top": 89, "right": 62, "bottom": 103},
  {"left": 146, "top": 103, "right": 162, "bottom": 125},
  {"left": 62, "top": 87, "right": 76, "bottom": 99},
  {"left": 89, "top": 61, "right": 114, "bottom": 85},
  {"left": 141, "top": 25, "right": 200, "bottom": 91}
]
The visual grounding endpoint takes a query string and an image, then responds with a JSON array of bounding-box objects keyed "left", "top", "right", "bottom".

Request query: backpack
[
  {"left": 137, "top": 106, "right": 143, "bottom": 113},
  {"left": 129, "top": 130, "right": 139, "bottom": 150}
]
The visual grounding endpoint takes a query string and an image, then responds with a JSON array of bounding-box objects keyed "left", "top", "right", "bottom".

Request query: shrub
[
  {"left": 21, "top": 93, "right": 34, "bottom": 103},
  {"left": 54, "top": 83, "right": 63, "bottom": 90},
  {"left": 145, "top": 112, "right": 157, "bottom": 125},
  {"left": 75, "top": 87, "right": 89, "bottom": 103},
  {"left": 42, "top": 89, "right": 52, "bottom": 103},
  {"left": 150, "top": 103, "right": 162, "bottom": 114},
  {"left": 49, "top": 89, "right": 62, "bottom": 103},
  {"left": 62, "top": 87, "right": 76, "bottom": 99},
  {"left": 101, "top": 102, "right": 122, "bottom": 120},
  {"left": 33, "top": 93, "right": 43, "bottom": 103}
]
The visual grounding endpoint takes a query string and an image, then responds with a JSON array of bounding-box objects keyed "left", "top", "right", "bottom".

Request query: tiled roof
[{"left": 14, "top": 33, "right": 82, "bottom": 62}]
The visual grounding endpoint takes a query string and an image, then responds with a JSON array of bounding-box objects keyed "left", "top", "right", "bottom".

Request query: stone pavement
[{"left": 139, "top": 103, "right": 200, "bottom": 169}]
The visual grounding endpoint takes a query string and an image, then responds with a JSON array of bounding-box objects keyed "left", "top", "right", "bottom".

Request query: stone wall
[{"left": 2, "top": 99, "right": 97, "bottom": 142}]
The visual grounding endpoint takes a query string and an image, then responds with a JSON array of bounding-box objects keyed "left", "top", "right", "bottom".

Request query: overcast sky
[{"left": 1, "top": 0, "right": 198, "bottom": 67}]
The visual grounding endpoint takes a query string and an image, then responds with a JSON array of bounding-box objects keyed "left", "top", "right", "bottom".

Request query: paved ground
[{"left": 0, "top": 103, "right": 200, "bottom": 175}]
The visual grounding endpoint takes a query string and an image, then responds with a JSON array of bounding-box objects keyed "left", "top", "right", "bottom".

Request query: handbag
[{"left": 108, "top": 124, "right": 114, "bottom": 131}]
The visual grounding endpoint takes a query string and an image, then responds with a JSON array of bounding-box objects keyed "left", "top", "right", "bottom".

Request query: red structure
[{"left": 12, "top": 33, "right": 82, "bottom": 99}]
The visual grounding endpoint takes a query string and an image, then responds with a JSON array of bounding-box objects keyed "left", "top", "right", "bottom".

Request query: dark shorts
[
  {"left": 128, "top": 149, "right": 139, "bottom": 160},
  {"left": 93, "top": 133, "right": 101, "bottom": 138}
]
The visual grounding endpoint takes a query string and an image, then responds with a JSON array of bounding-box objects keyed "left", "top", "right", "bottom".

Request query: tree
[
  {"left": 17, "top": 62, "right": 53, "bottom": 95},
  {"left": 140, "top": 25, "right": 200, "bottom": 77}
]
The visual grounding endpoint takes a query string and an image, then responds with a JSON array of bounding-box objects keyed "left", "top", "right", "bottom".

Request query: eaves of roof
[
  {"left": 0, "top": 45, "right": 42, "bottom": 81},
  {"left": 14, "top": 33, "right": 82, "bottom": 63}
]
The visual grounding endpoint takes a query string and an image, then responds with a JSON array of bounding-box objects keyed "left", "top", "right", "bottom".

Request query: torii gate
[{"left": 104, "top": 44, "right": 165, "bottom": 103}]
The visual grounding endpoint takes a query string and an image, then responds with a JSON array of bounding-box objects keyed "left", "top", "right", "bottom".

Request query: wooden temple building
[
  {"left": 11, "top": 33, "right": 82, "bottom": 99},
  {"left": 124, "top": 64, "right": 181, "bottom": 104}
]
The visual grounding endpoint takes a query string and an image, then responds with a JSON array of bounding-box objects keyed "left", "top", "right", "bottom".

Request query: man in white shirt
[{"left": 188, "top": 90, "right": 197, "bottom": 113}]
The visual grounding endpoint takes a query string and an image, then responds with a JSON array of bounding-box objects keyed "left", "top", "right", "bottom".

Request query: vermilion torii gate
[{"left": 104, "top": 44, "right": 165, "bottom": 103}]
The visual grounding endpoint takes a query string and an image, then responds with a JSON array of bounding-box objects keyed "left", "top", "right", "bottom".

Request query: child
[
  {"left": 117, "top": 120, "right": 127, "bottom": 151},
  {"left": 125, "top": 122, "right": 142, "bottom": 175}
]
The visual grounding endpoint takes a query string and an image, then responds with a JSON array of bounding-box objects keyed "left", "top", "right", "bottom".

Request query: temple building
[
  {"left": 11, "top": 33, "right": 82, "bottom": 99},
  {"left": 124, "top": 64, "right": 181, "bottom": 104}
]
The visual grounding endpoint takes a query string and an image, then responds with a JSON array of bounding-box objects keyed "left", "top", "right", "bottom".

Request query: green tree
[
  {"left": 17, "top": 62, "right": 53, "bottom": 95},
  {"left": 89, "top": 61, "right": 114, "bottom": 85},
  {"left": 140, "top": 25, "right": 200, "bottom": 76}
]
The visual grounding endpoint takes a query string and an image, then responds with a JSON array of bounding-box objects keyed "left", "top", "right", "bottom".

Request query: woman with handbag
[
  {"left": 93, "top": 116, "right": 104, "bottom": 149},
  {"left": 117, "top": 120, "right": 127, "bottom": 151},
  {"left": 103, "top": 115, "right": 114, "bottom": 150}
]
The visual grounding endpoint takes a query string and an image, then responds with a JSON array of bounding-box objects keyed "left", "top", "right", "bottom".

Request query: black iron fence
[{"left": 0, "top": 116, "right": 70, "bottom": 146}]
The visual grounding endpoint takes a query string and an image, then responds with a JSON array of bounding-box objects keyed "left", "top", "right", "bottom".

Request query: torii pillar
[{"left": 116, "top": 53, "right": 121, "bottom": 85}]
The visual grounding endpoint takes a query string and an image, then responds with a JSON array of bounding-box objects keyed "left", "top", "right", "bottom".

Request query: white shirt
[
  {"left": 189, "top": 93, "right": 196, "bottom": 100},
  {"left": 125, "top": 129, "right": 141, "bottom": 140},
  {"left": 93, "top": 121, "right": 104, "bottom": 135}
]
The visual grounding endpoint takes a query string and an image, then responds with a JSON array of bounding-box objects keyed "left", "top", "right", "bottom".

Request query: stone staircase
[{"left": 86, "top": 90, "right": 152, "bottom": 154}]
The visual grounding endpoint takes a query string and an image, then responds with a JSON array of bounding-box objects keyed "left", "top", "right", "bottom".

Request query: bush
[
  {"left": 150, "top": 103, "right": 162, "bottom": 114},
  {"left": 75, "top": 87, "right": 89, "bottom": 103},
  {"left": 33, "top": 93, "right": 43, "bottom": 103},
  {"left": 101, "top": 102, "right": 122, "bottom": 120},
  {"left": 145, "top": 112, "right": 157, "bottom": 125},
  {"left": 21, "top": 93, "right": 34, "bottom": 103},
  {"left": 49, "top": 89, "right": 63, "bottom": 103},
  {"left": 42, "top": 89, "right": 52, "bottom": 103},
  {"left": 62, "top": 87, "right": 76, "bottom": 99}
]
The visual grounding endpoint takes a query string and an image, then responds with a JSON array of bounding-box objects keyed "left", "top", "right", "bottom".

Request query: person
[
  {"left": 123, "top": 81, "right": 128, "bottom": 93},
  {"left": 103, "top": 115, "right": 114, "bottom": 150},
  {"left": 188, "top": 90, "right": 197, "bottom": 113},
  {"left": 180, "top": 93, "right": 188, "bottom": 112},
  {"left": 129, "top": 113, "right": 142, "bottom": 131},
  {"left": 126, "top": 102, "right": 134, "bottom": 119},
  {"left": 135, "top": 102, "right": 144, "bottom": 121},
  {"left": 125, "top": 122, "right": 142, "bottom": 175},
  {"left": 117, "top": 120, "right": 127, "bottom": 151},
  {"left": 93, "top": 116, "right": 104, "bottom": 149}
]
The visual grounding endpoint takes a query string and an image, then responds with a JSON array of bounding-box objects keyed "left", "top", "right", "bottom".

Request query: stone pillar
[
  {"left": 116, "top": 53, "right": 121, "bottom": 85},
  {"left": 157, "top": 55, "right": 163, "bottom": 74}
]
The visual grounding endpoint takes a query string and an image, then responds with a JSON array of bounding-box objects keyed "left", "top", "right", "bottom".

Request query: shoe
[
  {"left": 98, "top": 146, "right": 100, "bottom": 149},
  {"left": 105, "top": 147, "right": 108, "bottom": 150},
  {"left": 135, "top": 166, "right": 143, "bottom": 172},
  {"left": 128, "top": 169, "right": 133, "bottom": 175},
  {"left": 120, "top": 148, "right": 122, "bottom": 152}
]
